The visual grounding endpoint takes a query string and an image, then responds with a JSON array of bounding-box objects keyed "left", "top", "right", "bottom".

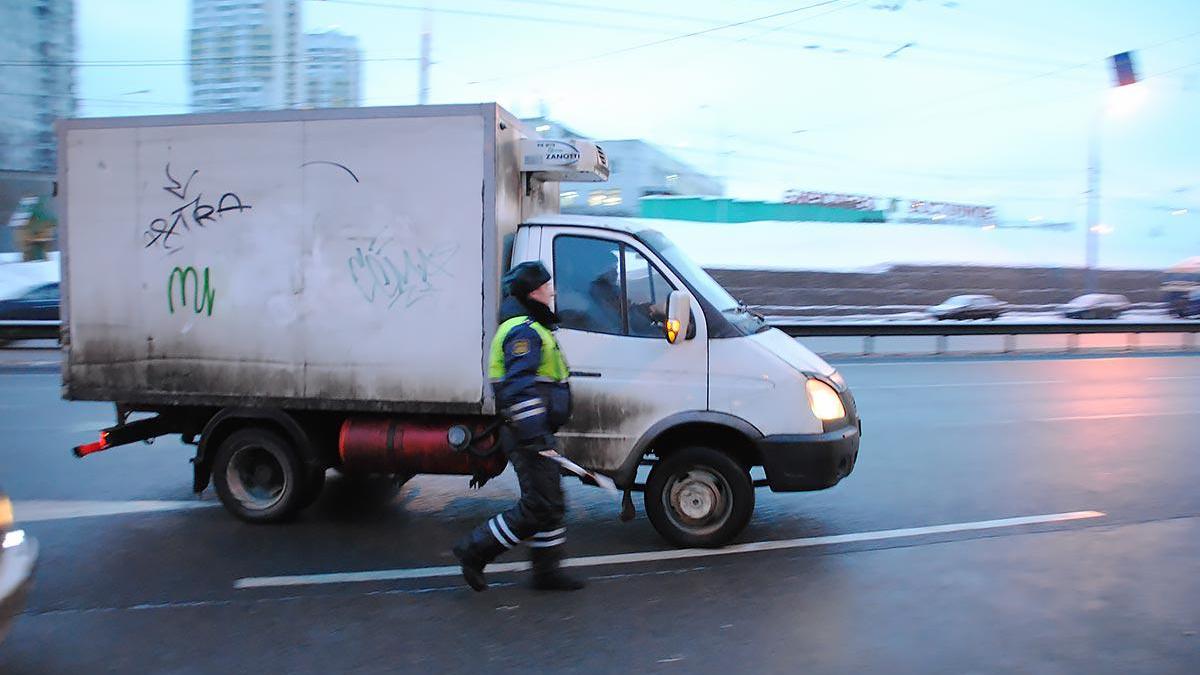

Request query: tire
[
  {"left": 644, "top": 446, "right": 754, "bottom": 548},
  {"left": 213, "top": 428, "right": 307, "bottom": 523}
]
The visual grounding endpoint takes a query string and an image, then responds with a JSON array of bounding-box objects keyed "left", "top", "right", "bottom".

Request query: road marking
[
  {"left": 15, "top": 499, "right": 217, "bottom": 523},
  {"left": 1147, "top": 375, "right": 1200, "bottom": 381},
  {"left": 1037, "top": 411, "right": 1199, "bottom": 422},
  {"left": 857, "top": 374, "right": 1200, "bottom": 390},
  {"left": 233, "top": 510, "right": 1105, "bottom": 590},
  {"left": 859, "top": 380, "right": 1066, "bottom": 389},
  {"left": 835, "top": 356, "right": 1200, "bottom": 368}
]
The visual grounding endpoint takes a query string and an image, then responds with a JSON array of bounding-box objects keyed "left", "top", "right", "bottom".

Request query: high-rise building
[
  {"left": 305, "top": 30, "right": 362, "bottom": 108},
  {"left": 189, "top": 0, "right": 304, "bottom": 112},
  {"left": 0, "top": 0, "right": 76, "bottom": 171}
]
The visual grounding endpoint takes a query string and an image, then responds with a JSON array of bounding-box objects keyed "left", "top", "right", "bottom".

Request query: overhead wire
[{"left": 313, "top": 0, "right": 1097, "bottom": 81}]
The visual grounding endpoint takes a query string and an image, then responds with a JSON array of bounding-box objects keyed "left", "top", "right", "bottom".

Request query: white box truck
[{"left": 59, "top": 103, "right": 860, "bottom": 547}]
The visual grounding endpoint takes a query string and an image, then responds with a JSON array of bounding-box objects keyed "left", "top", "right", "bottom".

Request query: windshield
[{"left": 638, "top": 229, "right": 767, "bottom": 335}]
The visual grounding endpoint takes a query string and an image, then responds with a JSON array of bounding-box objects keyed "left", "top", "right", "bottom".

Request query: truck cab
[{"left": 513, "top": 215, "right": 860, "bottom": 546}]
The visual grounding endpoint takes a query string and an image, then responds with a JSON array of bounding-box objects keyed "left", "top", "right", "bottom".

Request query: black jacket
[{"left": 493, "top": 296, "right": 572, "bottom": 443}]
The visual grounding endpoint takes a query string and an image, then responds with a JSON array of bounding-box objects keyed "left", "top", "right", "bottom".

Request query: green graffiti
[{"left": 167, "top": 266, "right": 216, "bottom": 316}]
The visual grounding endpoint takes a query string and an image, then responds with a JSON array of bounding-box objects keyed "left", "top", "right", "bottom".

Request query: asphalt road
[{"left": 1, "top": 353, "right": 1198, "bottom": 673}]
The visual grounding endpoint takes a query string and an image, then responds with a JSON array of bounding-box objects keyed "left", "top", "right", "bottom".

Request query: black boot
[
  {"left": 530, "top": 546, "right": 585, "bottom": 591},
  {"left": 453, "top": 518, "right": 511, "bottom": 592}
]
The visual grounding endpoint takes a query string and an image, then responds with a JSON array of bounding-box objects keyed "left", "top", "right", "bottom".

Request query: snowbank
[{"left": 637, "top": 219, "right": 1197, "bottom": 273}]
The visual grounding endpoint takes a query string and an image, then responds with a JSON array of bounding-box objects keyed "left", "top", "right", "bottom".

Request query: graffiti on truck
[
  {"left": 144, "top": 163, "right": 252, "bottom": 253},
  {"left": 348, "top": 235, "right": 459, "bottom": 309},
  {"left": 168, "top": 266, "right": 216, "bottom": 316}
]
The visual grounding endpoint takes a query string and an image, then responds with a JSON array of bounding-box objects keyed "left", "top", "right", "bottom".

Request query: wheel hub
[
  {"left": 669, "top": 470, "right": 726, "bottom": 524},
  {"left": 227, "top": 445, "right": 287, "bottom": 511}
]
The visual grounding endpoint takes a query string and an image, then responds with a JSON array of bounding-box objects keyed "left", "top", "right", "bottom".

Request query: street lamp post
[
  {"left": 1084, "top": 51, "right": 1140, "bottom": 293},
  {"left": 1084, "top": 111, "right": 1101, "bottom": 293}
]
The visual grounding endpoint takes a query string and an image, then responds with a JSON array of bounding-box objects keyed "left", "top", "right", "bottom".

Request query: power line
[
  {"left": 875, "top": 56, "right": 1200, "bottom": 133},
  {"left": 737, "top": 0, "right": 869, "bottom": 42},
  {"left": 464, "top": 0, "right": 914, "bottom": 86},
  {"left": 483, "top": 0, "right": 1085, "bottom": 71},
  {"left": 0, "top": 90, "right": 187, "bottom": 109},
  {"left": 314, "top": 0, "right": 1094, "bottom": 81},
  {"left": 0, "top": 54, "right": 420, "bottom": 68},
  {"left": 797, "top": 28, "right": 1200, "bottom": 136}
]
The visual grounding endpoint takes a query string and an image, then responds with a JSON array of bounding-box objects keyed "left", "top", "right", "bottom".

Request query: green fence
[{"left": 639, "top": 196, "right": 886, "bottom": 223}]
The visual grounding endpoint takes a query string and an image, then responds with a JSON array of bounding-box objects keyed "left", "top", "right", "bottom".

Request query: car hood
[{"left": 750, "top": 327, "right": 836, "bottom": 377}]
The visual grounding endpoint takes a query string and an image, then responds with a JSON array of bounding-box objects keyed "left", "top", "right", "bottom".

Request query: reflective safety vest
[{"left": 489, "top": 316, "right": 570, "bottom": 382}]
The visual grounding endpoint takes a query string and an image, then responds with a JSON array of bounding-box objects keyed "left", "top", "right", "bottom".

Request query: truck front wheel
[
  {"left": 644, "top": 446, "right": 754, "bottom": 548},
  {"left": 213, "top": 428, "right": 307, "bottom": 523}
]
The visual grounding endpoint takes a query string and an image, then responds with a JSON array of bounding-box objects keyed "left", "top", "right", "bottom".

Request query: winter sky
[{"left": 76, "top": 0, "right": 1199, "bottom": 263}]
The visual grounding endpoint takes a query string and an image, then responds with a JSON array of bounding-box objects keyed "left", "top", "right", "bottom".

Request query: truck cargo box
[{"left": 59, "top": 104, "right": 555, "bottom": 414}]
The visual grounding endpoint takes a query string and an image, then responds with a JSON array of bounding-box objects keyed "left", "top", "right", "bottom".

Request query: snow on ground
[{"left": 636, "top": 218, "right": 1198, "bottom": 273}]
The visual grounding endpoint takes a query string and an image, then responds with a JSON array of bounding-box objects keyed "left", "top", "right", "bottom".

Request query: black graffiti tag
[{"left": 144, "top": 164, "right": 252, "bottom": 252}]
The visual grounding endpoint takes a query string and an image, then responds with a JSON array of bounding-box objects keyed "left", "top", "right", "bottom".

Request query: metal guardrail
[
  {"left": 0, "top": 320, "right": 60, "bottom": 342},
  {"left": 774, "top": 320, "right": 1200, "bottom": 356},
  {"left": 3, "top": 319, "right": 1199, "bottom": 354},
  {"left": 773, "top": 320, "right": 1200, "bottom": 337}
]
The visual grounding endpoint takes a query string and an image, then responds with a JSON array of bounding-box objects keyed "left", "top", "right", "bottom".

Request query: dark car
[
  {"left": 926, "top": 294, "right": 1008, "bottom": 320},
  {"left": 1062, "top": 293, "right": 1131, "bottom": 319},
  {"left": 0, "top": 282, "right": 59, "bottom": 321},
  {"left": 0, "top": 488, "right": 37, "bottom": 643},
  {"left": 1184, "top": 288, "right": 1200, "bottom": 318}
]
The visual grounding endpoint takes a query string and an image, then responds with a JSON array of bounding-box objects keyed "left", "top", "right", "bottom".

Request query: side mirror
[{"left": 665, "top": 290, "right": 691, "bottom": 345}]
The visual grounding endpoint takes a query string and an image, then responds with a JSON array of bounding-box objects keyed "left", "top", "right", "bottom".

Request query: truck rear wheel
[
  {"left": 644, "top": 446, "right": 754, "bottom": 548},
  {"left": 213, "top": 428, "right": 307, "bottom": 523}
]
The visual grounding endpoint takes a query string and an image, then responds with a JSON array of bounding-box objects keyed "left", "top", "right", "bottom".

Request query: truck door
[{"left": 537, "top": 228, "right": 708, "bottom": 473}]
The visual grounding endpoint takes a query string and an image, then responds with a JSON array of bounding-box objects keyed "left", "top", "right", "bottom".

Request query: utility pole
[
  {"left": 1084, "top": 51, "right": 1141, "bottom": 293},
  {"left": 1084, "top": 112, "right": 1101, "bottom": 293},
  {"left": 418, "top": 2, "right": 432, "bottom": 104}
]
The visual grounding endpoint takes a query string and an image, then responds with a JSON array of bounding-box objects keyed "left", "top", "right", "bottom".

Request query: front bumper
[
  {"left": 758, "top": 421, "right": 860, "bottom": 492},
  {"left": 0, "top": 533, "right": 38, "bottom": 642}
]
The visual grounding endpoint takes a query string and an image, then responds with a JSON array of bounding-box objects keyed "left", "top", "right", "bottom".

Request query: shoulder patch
[{"left": 510, "top": 339, "right": 531, "bottom": 357}]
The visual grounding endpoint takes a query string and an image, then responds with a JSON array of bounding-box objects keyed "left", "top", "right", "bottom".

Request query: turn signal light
[
  {"left": 666, "top": 319, "right": 681, "bottom": 344},
  {"left": 806, "top": 379, "right": 846, "bottom": 421},
  {"left": 0, "top": 497, "right": 11, "bottom": 529}
]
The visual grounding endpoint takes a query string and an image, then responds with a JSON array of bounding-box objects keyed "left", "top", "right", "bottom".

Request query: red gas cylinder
[{"left": 338, "top": 418, "right": 506, "bottom": 479}]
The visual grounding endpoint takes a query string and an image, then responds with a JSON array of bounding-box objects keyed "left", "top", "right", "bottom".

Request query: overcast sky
[{"left": 75, "top": 0, "right": 1199, "bottom": 258}]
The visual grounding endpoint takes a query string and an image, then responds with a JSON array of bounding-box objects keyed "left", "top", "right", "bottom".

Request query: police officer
[{"left": 452, "top": 261, "right": 585, "bottom": 592}]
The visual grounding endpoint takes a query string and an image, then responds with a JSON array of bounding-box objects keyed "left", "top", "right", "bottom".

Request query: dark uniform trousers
[{"left": 460, "top": 429, "right": 568, "bottom": 563}]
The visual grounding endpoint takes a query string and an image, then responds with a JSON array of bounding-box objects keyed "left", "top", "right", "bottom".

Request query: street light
[{"left": 1084, "top": 51, "right": 1142, "bottom": 292}]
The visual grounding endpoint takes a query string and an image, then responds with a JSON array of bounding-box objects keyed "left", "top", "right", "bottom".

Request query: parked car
[
  {"left": 1062, "top": 293, "right": 1131, "bottom": 319},
  {"left": 0, "top": 487, "right": 37, "bottom": 643},
  {"left": 0, "top": 282, "right": 59, "bottom": 321},
  {"left": 926, "top": 294, "right": 1008, "bottom": 320},
  {"left": 1183, "top": 288, "right": 1200, "bottom": 318}
]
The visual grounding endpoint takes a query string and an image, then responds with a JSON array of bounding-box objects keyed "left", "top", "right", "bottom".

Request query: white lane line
[
  {"left": 16, "top": 499, "right": 217, "bottom": 523},
  {"left": 1147, "top": 375, "right": 1200, "bottom": 381},
  {"left": 1037, "top": 411, "right": 1199, "bottom": 423},
  {"left": 835, "top": 356, "right": 1200, "bottom": 368},
  {"left": 923, "top": 411, "right": 1200, "bottom": 427},
  {"left": 858, "top": 380, "right": 1066, "bottom": 389},
  {"left": 234, "top": 510, "right": 1105, "bottom": 590},
  {"left": 857, "top": 375, "right": 1200, "bottom": 390}
]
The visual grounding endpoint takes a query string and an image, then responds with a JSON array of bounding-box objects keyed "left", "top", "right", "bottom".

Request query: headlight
[
  {"left": 2, "top": 530, "right": 24, "bottom": 549},
  {"left": 806, "top": 378, "right": 846, "bottom": 421}
]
